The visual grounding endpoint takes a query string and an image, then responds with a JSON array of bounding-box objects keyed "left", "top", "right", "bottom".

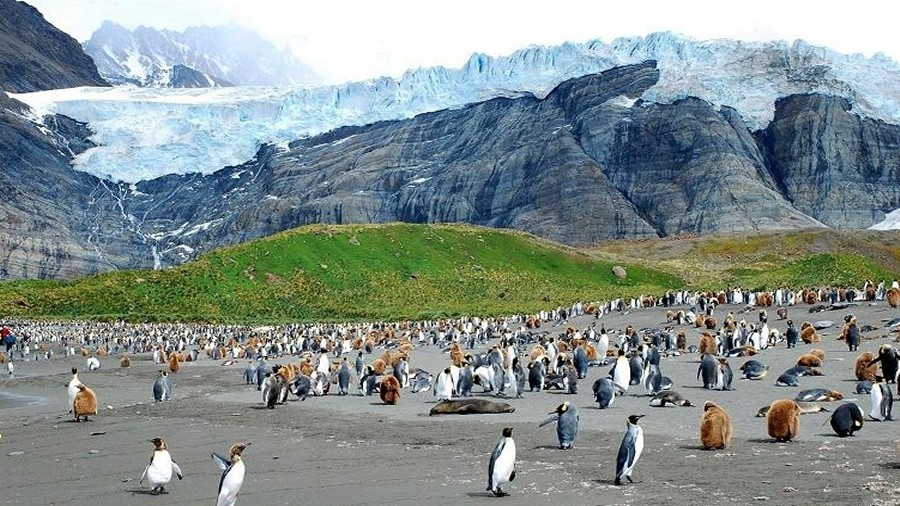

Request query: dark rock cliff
[{"left": 0, "top": 0, "right": 108, "bottom": 92}]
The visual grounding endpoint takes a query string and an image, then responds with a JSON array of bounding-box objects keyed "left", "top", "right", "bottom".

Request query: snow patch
[{"left": 868, "top": 209, "right": 900, "bottom": 230}]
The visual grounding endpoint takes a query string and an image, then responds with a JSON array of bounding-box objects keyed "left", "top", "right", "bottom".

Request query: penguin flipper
[
  {"left": 509, "top": 468, "right": 516, "bottom": 482},
  {"left": 538, "top": 414, "right": 559, "bottom": 428},
  {"left": 172, "top": 461, "right": 184, "bottom": 480},
  {"left": 211, "top": 452, "right": 230, "bottom": 471},
  {"left": 139, "top": 459, "right": 151, "bottom": 484}
]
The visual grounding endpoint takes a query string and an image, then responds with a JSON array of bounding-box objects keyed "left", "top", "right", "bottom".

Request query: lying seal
[{"left": 429, "top": 398, "right": 515, "bottom": 416}]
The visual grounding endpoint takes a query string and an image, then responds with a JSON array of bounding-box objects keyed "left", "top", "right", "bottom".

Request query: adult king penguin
[
  {"left": 211, "top": 442, "right": 250, "bottom": 506},
  {"left": 827, "top": 403, "right": 865, "bottom": 437},
  {"left": 486, "top": 427, "right": 516, "bottom": 497},
  {"left": 67, "top": 367, "right": 82, "bottom": 413},
  {"left": 139, "top": 437, "right": 184, "bottom": 495},
  {"left": 539, "top": 401, "right": 579, "bottom": 449},
  {"left": 869, "top": 380, "right": 894, "bottom": 421},
  {"left": 615, "top": 415, "right": 645, "bottom": 485},
  {"left": 611, "top": 349, "right": 631, "bottom": 393}
]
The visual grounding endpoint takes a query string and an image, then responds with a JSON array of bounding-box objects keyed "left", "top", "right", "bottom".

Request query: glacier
[{"left": 11, "top": 31, "right": 900, "bottom": 183}]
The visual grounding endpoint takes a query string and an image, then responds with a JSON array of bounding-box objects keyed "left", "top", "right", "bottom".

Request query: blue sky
[{"left": 26, "top": 0, "right": 900, "bottom": 85}]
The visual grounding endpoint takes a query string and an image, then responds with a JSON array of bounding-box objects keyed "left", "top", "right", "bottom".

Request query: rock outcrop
[{"left": 0, "top": 0, "right": 108, "bottom": 92}]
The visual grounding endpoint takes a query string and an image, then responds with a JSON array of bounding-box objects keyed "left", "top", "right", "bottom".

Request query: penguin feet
[{"left": 490, "top": 488, "right": 508, "bottom": 497}]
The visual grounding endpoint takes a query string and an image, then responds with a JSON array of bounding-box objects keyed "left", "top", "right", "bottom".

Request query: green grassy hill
[
  {"left": 0, "top": 225, "right": 896, "bottom": 324},
  {"left": 0, "top": 224, "right": 679, "bottom": 323}
]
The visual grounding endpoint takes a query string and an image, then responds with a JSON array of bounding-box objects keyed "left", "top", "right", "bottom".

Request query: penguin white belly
[
  {"left": 491, "top": 440, "right": 516, "bottom": 487},
  {"left": 613, "top": 360, "right": 630, "bottom": 391},
  {"left": 870, "top": 387, "right": 884, "bottom": 421},
  {"left": 147, "top": 451, "right": 174, "bottom": 487},
  {"left": 217, "top": 461, "right": 245, "bottom": 506}
]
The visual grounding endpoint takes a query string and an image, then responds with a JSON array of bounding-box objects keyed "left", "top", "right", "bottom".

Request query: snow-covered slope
[
  {"left": 82, "top": 21, "right": 318, "bottom": 88},
  {"left": 869, "top": 209, "right": 900, "bottom": 230},
  {"left": 13, "top": 31, "right": 900, "bottom": 182}
]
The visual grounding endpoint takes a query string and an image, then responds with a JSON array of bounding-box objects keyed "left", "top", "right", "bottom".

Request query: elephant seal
[{"left": 429, "top": 398, "right": 515, "bottom": 416}]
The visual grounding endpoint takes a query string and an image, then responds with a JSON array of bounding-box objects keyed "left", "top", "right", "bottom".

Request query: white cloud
[{"left": 26, "top": 0, "right": 900, "bottom": 85}]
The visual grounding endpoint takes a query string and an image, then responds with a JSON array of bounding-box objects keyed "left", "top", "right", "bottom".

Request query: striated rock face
[
  {"left": 0, "top": 0, "right": 108, "bottom": 92},
  {"left": 759, "top": 94, "right": 900, "bottom": 228},
  {"left": 2, "top": 59, "right": 900, "bottom": 279}
]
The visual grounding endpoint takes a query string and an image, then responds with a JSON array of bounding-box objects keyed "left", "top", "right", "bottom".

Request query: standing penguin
[
  {"left": 67, "top": 367, "right": 82, "bottom": 413},
  {"left": 628, "top": 353, "right": 643, "bottom": 386},
  {"left": 264, "top": 373, "right": 284, "bottom": 409},
  {"left": 336, "top": 358, "right": 351, "bottom": 395},
  {"left": 573, "top": 345, "right": 589, "bottom": 379},
  {"left": 360, "top": 365, "right": 379, "bottom": 396},
  {"left": 211, "top": 443, "right": 250, "bottom": 506},
  {"left": 828, "top": 403, "right": 865, "bottom": 437},
  {"left": 456, "top": 363, "right": 474, "bottom": 398},
  {"left": 152, "top": 370, "right": 172, "bottom": 402},
  {"left": 597, "top": 327, "right": 610, "bottom": 365},
  {"left": 393, "top": 356, "right": 410, "bottom": 388},
  {"left": 714, "top": 358, "right": 733, "bottom": 391},
  {"left": 355, "top": 351, "right": 365, "bottom": 379},
  {"left": 843, "top": 315, "right": 860, "bottom": 352},
  {"left": 699, "top": 401, "right": 732, "bottom": 450},
  {"left": 867, "top": 344, "right": 900, "bottom": 384},
  {"left": 539, "top": 401, "right": 579, "bottom": 449},
  {"left": 611, "top": 350, "right": 631, "bottom": 393},
  {"left": 698, "top": 354, "right": 717, "bottom": 389},
  {"left": 72, "top": 384, "right": 98, "bottom": 422},
  {"left": 614, "top": 415, "right": 645, "bottom": 485},
  {"left": 869, "top": 381, "right": 894, "bottom": 421},
  {"left": 486, "top": 427, "right": 516, "bottom": 497},
  {"left": 434, "top": 367, "right": 454, "bottom": 400},
  {"left": 766, "top": 399, "right": 801, "bottom": 442},
  {"left": 139, "top": 437, "right": 184, "bottom": 495},
  {"left": 528, "top": 360, "right": 546, "bottom": 392},
  {"left": 242, "top": 360, "right": 257, "bottom": 385}
]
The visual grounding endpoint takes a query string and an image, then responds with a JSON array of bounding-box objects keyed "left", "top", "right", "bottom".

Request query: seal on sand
[{"left": 429, "top": 398, "right": 515, "bottom": 416}]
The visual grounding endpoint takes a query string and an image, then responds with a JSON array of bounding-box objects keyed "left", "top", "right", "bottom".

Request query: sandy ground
[{"left": 2, "top": 301, "right": 900, "bottom": 506}]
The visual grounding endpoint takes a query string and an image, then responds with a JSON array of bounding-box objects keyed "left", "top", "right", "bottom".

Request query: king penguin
[
  {"left": 539, "top": 401, "right": 579, "bottom": 449},
  {"left": 869, "top": 380, "right": 893, "bottom": 421},
  {"left": 611, "top": 349, "right": 631, "bottom": 393},
  {"left": 336, "top": 358, "right": 352, "bottom": 395},
  {"left": 486, "top": 427, "right": 516, "bottom": 497},
  {"left": 828, "top": 402, "right": 865, "bottom": 437},
  {"left": 593, "top": 377, "right": 618, "bottom": 409},
  {"left": 598, "top": 326, "right": 610, "bottom": 365},
  {"left": 139, "top": 437, "right": 184, "bottom": 495},
  {"left": 153, "top": 370, "right": 172, "bottom": 402},
  {"left": 614, "top": 414, "right": 645, "bottom": 485},
  {"left": 434, "top": 367, "right": 454, "bottom": 400},
  {"left": 67, "top": 367, "right": 82, "bottom": 413},
  {"left": 212, "top": 442, "right": 250, "bottom": 506}
]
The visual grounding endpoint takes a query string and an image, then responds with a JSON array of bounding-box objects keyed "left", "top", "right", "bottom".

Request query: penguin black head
[
  {"left": 552, "top": 402, "right": 569, "bottom": 414},
  {"left": 148, "top": 437, "right": 166, "bottom": 450},
  {"left": 618, "top": 349, "right": 627, "bottom": 357},
  {"left": 787, "top": 320, "right": 793, "bottom": 327},
  {"left": 71, "top": 367, "right": 78, "bottom": 374},
  {"left": 844, "top": 314, "right": 854, "bottom": 323},
  {"left": 501, "top": 427, "right": 513, "bottom": 438},
  {"left": 443, "top": 367, "right": 451, "bottom": 374},
  {"left": 627, "top": 414, "right": 645, "bottom": 425}
]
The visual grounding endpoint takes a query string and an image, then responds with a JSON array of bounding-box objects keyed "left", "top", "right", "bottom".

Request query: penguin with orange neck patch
[
  {"left": 140, "top": 437, "right": 183, "bottom": 495},
  {"left": 212, "top": 443, "right": 250, "bottom": 506}
]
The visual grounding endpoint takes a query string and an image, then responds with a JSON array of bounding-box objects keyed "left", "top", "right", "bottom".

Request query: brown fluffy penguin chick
[
  {"left": 168, "top": 353, "right": 180, "bottom": 373},
  {"left": 800, "top": 324, "right": 820, "bottom": 344},
  {"left": 73, "top": 384, "right": 98, "bottom": 422},
  {"left": 887, "top": 287, "right": 900, "bottom": 308},
  {"left": 796, "top": 354, "right": 822, "bottom": 368},
  {"left": 700, "top": 401, "right": 732, "bottom": 450},
  {"left": 120, "top": 355, "right": 131, "bottom": 368},
  {"left": 380, "top": 375, "right": 401, "bottom": 405},
  {"left": 766, "top": 399, "right": 801, "bottom": 442},
  {"left": 855, "top": 352, "right": 878, "bottom": 381},
  {"left": 699, "top": 333, "right": 717, "bottom": 355},
  {"left": 809, "top": 349, "right": 826, "bottom": 361},
  {"left": 371, "top": 358, "right": 388, "bottom": 375}
]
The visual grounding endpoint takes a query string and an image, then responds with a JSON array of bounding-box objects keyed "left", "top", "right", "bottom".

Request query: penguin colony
[{"left": 3, "top": 282, "right": 899, "bottom": 501}]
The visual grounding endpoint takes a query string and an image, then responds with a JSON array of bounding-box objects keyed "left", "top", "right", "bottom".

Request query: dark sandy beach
[{"left": 2, "top": 301, "right": 900, "bottom": 506}]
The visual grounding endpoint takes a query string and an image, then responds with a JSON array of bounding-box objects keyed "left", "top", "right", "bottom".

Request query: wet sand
[{"left": 2, "top": 301, "right": 900, "bottom": 506}]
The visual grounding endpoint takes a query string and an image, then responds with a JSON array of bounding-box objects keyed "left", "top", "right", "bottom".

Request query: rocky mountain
[
  {"left": 85, "top": 62, "right": 899, "bottom": 271},
  {"left": 1, "top": 3, "right": 899, "bottom": 279},
  {"left": 0, "top": 0, "right": 108, "bottom": 92},
  {"left": 82, "top": 21, "right": 319, "bottom": 88}
]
